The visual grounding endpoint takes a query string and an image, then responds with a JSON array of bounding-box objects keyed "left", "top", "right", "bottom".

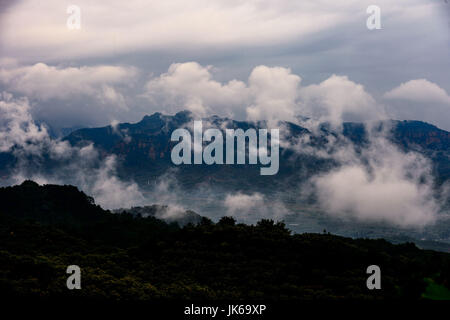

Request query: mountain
[
  {"left": 1, "top": 181, "right": 449, "bottom": 300},
  {"left": 1, "top": 112, "right": 449, "bottom": 249},
  {"left": 64, "top": 111, "right": 450, "bottom": 190}
]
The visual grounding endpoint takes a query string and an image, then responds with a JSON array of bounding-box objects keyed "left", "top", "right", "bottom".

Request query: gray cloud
[
  {"left": 0, "top": 62, "right": 139, "bottom": 129},
  {"left": 0, "top": 0, "right": 353, "bottom": 61}
]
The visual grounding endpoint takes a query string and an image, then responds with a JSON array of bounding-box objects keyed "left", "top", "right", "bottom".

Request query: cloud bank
[
  {"left": 310, "top": 135, "right": 439, "bottom": 227},
  {"left": 2, "top": 60, "right": 449, "bottom": 131},
  {"left": 143, "top": 62, "right": 388, "bottom": 126},
  {"left": 0, "top": 63, "right": 137, "bottom": 129}
]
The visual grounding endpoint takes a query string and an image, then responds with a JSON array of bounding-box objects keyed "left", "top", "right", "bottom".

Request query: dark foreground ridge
[{"left": 0, "top": 181, "right": 449, "bottom": 300}]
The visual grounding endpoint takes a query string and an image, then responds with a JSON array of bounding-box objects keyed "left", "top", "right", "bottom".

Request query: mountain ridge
[{"left": 63, "top": 111, "right": 450, "bottom": 189}]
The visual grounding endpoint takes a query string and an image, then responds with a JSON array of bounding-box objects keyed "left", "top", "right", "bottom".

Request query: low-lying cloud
[
  {"left": 0, "top": 92, "right": 145, "bottom": 209},
  {"left": 224, "top": 192, "right": 289, "bottom": 223},
  {"left": 311, "top": 136, "right": 439, "bottom": 227}
]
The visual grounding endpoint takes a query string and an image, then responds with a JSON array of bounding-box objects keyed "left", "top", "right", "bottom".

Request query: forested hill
[{"left": 0, "top": 181, "right": 450, "bottom": 300}]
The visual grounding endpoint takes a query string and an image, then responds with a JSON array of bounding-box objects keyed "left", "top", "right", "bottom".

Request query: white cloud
[
  {"left": 0, "top": 63, "right": 135, "bottom": 102},
  {"left": 311, "top": 136, "right": 439, "bottom": 227},
  {"left": 384, "top": 79, "right": 450, "bottom": 105},
  {"left": 246, "top": 66, "right": 300, "bottom": 122},
  {"left": 144, "top": 62, "right": 249, "bottom": 118},
  {"left": 0, "top": 92, "right": 48, "bottom": 154},
  {"left": 224, "top": 192, "right": 289, "bottom": 222},
  {"left": 0, "top": 93, "right": 145, "bottom": 210},
  {"left": 4, "top": 60, "right": 447, "bottom": 133},
  {"left": 86, "top": 156, "right": 145, "bottom": 209},
  {"left": 384, "top": 79, "right": 450, "bottom": 130},
  {"left": 144, "top": 62, "right": 386, "bottom": 125},
  {"left": 144, "top": 62, "right": 302, "bottom": 122},
  {"left": 1, "top": 58, "right": 448, "bottom": 134},
  {"left": 299, "top": 75, "right": 386, "bottom": 126}
]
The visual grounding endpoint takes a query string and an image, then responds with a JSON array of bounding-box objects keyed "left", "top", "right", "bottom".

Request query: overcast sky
[{"left": 1, "top": 0, "right": 449, "bottom": 130}]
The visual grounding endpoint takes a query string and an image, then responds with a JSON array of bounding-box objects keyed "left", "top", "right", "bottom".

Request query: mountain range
[
  {"left": 1, "top": 111, "right": 450, "bottom": 250},
  {"left": 63, "top": 111, "right": 450, "bottom": 190}
]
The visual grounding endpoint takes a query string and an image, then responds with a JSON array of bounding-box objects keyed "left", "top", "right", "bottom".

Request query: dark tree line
[{"left": 0, "top": 181, "right": 449, "bottom": 300}]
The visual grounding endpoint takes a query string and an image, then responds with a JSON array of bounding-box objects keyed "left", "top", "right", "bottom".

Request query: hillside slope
[{"left": 0, "top": 181, "right": 449, "bottom": 300}]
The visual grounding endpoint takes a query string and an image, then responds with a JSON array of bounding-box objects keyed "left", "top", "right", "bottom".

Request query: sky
[
  {"left": 0, "top": 0, "right": 449, "bottom": 227},
  {"left": 0, "top": 0, "right": 449, "bottom": 131}
]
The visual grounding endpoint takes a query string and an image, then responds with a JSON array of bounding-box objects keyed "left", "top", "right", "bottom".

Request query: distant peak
[
  {"left": 174, "top": 110, "right": 192, "bottom": 117},
  {"left": 173, "top": 110, "right": 193, "bottom": 122},
  {"left": 20, "top": 180, "right": 40, "bottom": 188},
  {"left": 175, "top": 110, "right": 192, "bottom": 116},
  {"left": 139, "top": 110, "right": 193, "bottom": 122},
  {"left": 141, "top": 112, "right": 162, "bottom": 120}
]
